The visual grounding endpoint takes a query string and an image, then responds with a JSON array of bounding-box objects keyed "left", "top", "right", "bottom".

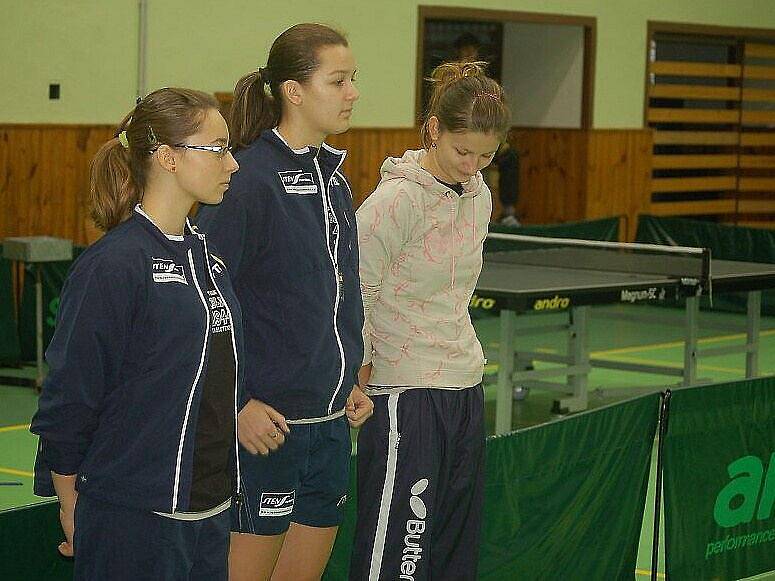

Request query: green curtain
[
  {"left": 636, "top": 215, "right": 775, "bottom": 315},
  {"left": 663, "top": 376, "right": 775, "bottom": 581},
  {"left": 485, "top": 216, "right": 620, "bottom": 253},
  {"left": 325, "top": 394, "right": 659, "bottom": 579},
  {"left": 18, "top": 248, "right": 84, "bottom": 361},
  {"left": 0, "top": 501, "right": 74, "bottom": 580},
  {"left": 0, "top": 257, "right": 21, "bottom": 365},
  {"left": 477, "top": 394, "right": 659, "bottom": 580}
]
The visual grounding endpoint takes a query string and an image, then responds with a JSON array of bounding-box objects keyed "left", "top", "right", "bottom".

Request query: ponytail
[
  {"left": 89, "top": 114, "right": 141, "bottom": 231},
  {"left": 229, "top": 69, "right": 278, "bottom": 152}
]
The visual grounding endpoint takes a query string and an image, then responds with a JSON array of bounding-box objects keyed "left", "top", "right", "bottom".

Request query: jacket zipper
[
  {"left": 171, "top": 248, "right": 210, "bottom": 513},
  {"left": 313, "top": 153, "right": 348, "bottom": 414}
]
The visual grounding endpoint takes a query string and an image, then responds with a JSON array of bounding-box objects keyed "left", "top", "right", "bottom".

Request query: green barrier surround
[
  {"left": 0, "top": 501, "right": 74, "bottom": 580},
  {"left": 636, "top": 215, "right": 775, "bottom": 316},
  {"left": 485, "top": 216, "right": 620, "bottom": 253},
  {"left": 17, "top": 247, "right": 84, "bottom": 362},
  {"left": 476, "top": 393, "right": 659, "bottom": 580},
  {"left": 663, "top": 376, "right": 775, "bottom": 581},
  {"left": 3, "top": 392, "right": 658, "bottom": 581},
  {"left": 6, "top": 381, "right": 775, "bottom": 580},
  {"left": 0, "top": 257, "right": 21, "bottom": 366}
]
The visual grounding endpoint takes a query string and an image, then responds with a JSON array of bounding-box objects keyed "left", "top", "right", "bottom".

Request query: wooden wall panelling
[
  {"left": 653, "top": 131, "right": 739, "bottom": 146},
  {"left": 649, "top": 61, "right": 741, "bottom": 78},
  {"left": 584, "top": 129, "right": 652, "bottom": 241},
  {"left": 328, "top": 128, "right": 420, "bottom": 207},
  {"left": 509, "top": 129, "right": 587, "bottom": 225},
  {"left": 2, "top": 124, "right": 656, "bottom": 249},
  {"left": 650, "top": 199, "right": 736, "bottom": 216},
  {"left": 0, "top": 125, "right": 114, "bottom": 246}
]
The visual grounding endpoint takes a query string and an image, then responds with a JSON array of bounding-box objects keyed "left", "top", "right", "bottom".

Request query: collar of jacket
[
  {"left": 132, "top": 204, "right": 204, "bottom": 251},
  {"left": 262, "top": 128, "right": 347, "bottom": 170}
]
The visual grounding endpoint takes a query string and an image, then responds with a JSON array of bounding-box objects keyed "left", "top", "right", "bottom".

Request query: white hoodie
[{"left": 357, "top": 149, "right": 492, "bottom": 390}]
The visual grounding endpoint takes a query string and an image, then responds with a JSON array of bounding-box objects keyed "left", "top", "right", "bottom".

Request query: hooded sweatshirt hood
[{"left": 377, "top": 149, "right": 485, "bottom": 198}]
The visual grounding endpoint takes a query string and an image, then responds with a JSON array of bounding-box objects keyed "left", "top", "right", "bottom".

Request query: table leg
[
  {"left": 746, "top": 291, "right": 761, "bottom": 378},
  {"left": 555, "top": 306, "right": 589, "bottom": 413},
  {"left": 495, "top": 309, "right": 516, "bottom": 435},
  {"left": 35, "top": 264, "right": 44, "bottom": 391},
  {"left": 683, "top": 296, "right": 699, "bottom": 386}
]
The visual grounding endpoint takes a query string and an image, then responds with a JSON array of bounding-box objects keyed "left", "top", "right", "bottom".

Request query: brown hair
[
  {"left": 229, "top": 23, "right": 348, "bottom": 151},
  {"left": 420, "top": 61, "right": 511, "bottom": 149},
  {"left": 89, "top": 87, "right": 219, "bottom": 231}
]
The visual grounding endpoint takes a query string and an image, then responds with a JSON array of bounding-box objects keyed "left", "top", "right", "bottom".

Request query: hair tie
[
  {"left": 475, "top": 91, "right": 500, "bottom": 101},
  {"left": 118, "top": 131, "right": 130, "bottom": 149},
  {"left": 258, "top": 67, "right": 270, "bottom": 86}
]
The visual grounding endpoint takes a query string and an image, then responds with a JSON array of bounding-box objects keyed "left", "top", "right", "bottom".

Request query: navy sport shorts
[{"left": 233, "top": 414, "right": 351, "bottom": 536}]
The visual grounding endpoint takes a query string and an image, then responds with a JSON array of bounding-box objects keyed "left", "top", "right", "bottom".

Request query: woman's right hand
[
  {"left": 51, "top": 472, "right": 77, "bottom": 557},
  {"left": 58, "top": 502, "right": 76, "bottom": 557},
  {"left": 238, "top": 399, "right": 291, "bottom": 456}
]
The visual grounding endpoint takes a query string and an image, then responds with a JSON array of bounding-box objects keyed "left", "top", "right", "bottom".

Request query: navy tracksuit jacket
[
  {"left": 30, "top": 209, "right": 244, "bottom": 514},
  {"left": 196, "top": 128, "right": 364, "bottom": 421}
]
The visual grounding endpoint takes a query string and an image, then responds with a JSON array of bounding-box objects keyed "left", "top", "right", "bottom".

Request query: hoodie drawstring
[
  {"left": 450, "top": 194, "right": 456, "bottom": 290},
  {"left": 472, "top": 197, "right": 476, "bottom": 253}
]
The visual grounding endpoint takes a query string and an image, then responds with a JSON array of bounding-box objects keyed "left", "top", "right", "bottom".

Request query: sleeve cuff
[
  {"left": 362, "top": 333, "right": 373, "bottom": 366},
  {"left": 40, "top": 438, "right": 85, "bottom": 476}
]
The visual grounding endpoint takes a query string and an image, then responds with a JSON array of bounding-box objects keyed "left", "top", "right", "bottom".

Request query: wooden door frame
[{"left": 416, "top": 5, "right": 597, "bottom": 128}]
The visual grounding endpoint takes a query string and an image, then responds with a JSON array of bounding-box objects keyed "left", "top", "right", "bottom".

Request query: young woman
[
  {"left": 30, "top": 88, "right": 242, "bottom": 580},
  {"left": 351, "top": 62, "right": 511, "bottom": 580},
  {"left": 196, "top": 23, "right": 373, "bottom": 581}
]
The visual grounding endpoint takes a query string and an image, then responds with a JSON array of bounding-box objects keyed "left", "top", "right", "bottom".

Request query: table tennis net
[{"left": 485, "top": 233, "right": 711, "bottom": 291}]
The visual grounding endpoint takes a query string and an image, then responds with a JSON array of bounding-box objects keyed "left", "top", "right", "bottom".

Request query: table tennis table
[{"left": 473, "top": 239, "right": 775, "bottom": 434}]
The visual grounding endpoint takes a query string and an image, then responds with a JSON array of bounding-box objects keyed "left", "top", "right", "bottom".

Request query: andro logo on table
[
  {"left": 151, "top": 258, "right": 187, "bottom": 285},
  {"left": 533, "top": 295, "right": 570, "bottom": 311},
  {"left": 704, "top": 452, "right": 775, "bottom": 560},
  {"left": 469, "top": 294, "right": 496, "bottom": 310},
  {"left": 259, "top": 491, "right": 295, "bottom": 517},
  {"left": 278, "top": 170, "right": 318, "bottom": 195},
  {"left": 401, "top": 478, "right": 429, "bottom": 581}
]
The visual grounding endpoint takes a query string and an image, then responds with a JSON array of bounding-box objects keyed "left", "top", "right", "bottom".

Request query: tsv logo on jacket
[
  {"left": 151, "top": 257, "right": 187, "bottom": 285},
  {"left": 278, "top": 170, "right": 318, "bottom": 195},
  {"left": 259, "top": 490, "right": 296, "bottom": 517}
]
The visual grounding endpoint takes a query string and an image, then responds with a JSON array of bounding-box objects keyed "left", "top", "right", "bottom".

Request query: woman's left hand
[{"left": 346, "top": 386, "right": 374, "bottom": 428}]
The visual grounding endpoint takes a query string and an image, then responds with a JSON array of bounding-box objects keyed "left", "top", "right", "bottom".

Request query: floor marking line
[
  {"left": 594, "top": 328, "right": 775, "bottom": 357},
  {"left": 590, "top": 354, "right": 748, "bottom": 376},
  {"left": 635, "top": 569, "right": 666, "bottom": 579},
  {"left": 0, "top": 466, "right": 33, "bottom": 478},
  {"left": 0, "top": 424, "right": 30, "bottom": 433}
]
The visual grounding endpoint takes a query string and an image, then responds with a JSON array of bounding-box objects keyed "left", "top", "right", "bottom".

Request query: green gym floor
[{"left": 2, "top": 302, "right": 775, "bottom": 579}]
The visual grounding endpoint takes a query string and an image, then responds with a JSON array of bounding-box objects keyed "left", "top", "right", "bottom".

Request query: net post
[{"left": 651, "top": 389, "right": 672, "bottom": 581}]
